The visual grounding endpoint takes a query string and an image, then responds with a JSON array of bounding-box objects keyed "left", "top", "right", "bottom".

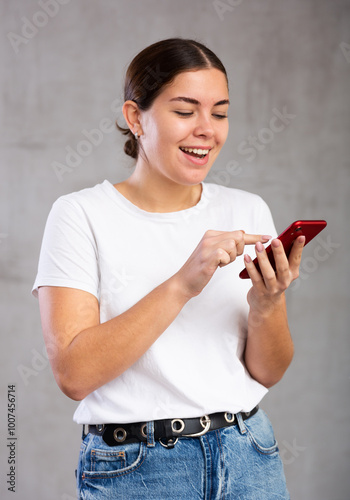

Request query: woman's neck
[{"left": 114, "top": 170, "right": 203, "bottom": 213}]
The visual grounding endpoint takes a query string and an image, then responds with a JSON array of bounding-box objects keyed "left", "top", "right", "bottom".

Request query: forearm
[
  {"left": 44, "top": 230, "right": 275, "bottom": 400},
  {"left": 58, "top": 276, "right": 188, "bottom": 400},
  {"left": 244, "top": 293, "right": 294, "bottom": 388}
]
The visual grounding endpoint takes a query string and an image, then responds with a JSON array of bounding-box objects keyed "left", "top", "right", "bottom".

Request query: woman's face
[{"left": 138, "top": 68, "right": 230, "bottom": 186}]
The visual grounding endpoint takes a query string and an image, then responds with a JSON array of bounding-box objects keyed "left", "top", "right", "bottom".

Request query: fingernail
[
  {"left": 256, "top": 241, "right": 264, "bottom": 252},
  {"left": 244, "top": 254, "right": 252, "bottom": 263},
  {"left": 262, "top": 235, "right": 272, "bottom": 242}
]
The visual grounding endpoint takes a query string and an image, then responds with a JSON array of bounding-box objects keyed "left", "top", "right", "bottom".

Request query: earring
[{"left": 134, "top": 132, "right": 138, "bottom": 140}]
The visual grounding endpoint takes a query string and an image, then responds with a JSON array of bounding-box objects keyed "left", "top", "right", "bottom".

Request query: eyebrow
[{"left": 169, "top": 96, "right": 230, "bottom": 106}]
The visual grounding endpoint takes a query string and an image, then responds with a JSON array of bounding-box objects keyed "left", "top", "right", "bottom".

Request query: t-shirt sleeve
[{"left": 31, "top": 197, "right": 99, "bottom": 299}]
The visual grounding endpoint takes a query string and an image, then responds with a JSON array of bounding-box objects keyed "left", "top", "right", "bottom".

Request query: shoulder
[
  {"left": 43, "top": 181, "right": 114, "bottom": 236},
  {"left": 53, "top": 180, "right": 109, "bottom": 210},
  {"left": 48, "top": 181, "right": 114, "bottom": 224}
]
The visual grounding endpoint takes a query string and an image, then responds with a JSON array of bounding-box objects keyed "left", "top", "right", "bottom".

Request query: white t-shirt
[{"left": 32, "top": 180, "right": 277, "bottom": 424}]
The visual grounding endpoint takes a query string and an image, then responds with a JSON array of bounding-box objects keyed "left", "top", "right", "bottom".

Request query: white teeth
[{"left": 181, "top": 147, "right": 209, "bottom": 155}]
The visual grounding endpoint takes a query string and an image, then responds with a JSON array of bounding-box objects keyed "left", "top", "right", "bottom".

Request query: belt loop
[
  {"left": 146, "top": 421, "right": 155, "bottom": 448},
  {"left": 82, "top": 424, "right": 87, "bottom": 440},
  {"left": 236, "top": 412, "right": 247, "bottom": 435}
]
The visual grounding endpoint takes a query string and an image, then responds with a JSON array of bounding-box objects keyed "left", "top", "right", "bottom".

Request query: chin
[
  {"left": 177, "top": 174, "right": 207, "bottom": 187},
  {"left": 177, "top": 167, "right": 212, "bottom": 185}
]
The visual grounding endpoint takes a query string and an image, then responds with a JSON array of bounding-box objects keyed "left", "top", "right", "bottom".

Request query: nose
[{"left": 193, "top": 112, "right": 215, "bottom": 139}]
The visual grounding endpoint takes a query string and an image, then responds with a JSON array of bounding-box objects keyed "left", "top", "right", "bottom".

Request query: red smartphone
[{"left": 239, "top": 220, "right": 327, "bottom": 279}]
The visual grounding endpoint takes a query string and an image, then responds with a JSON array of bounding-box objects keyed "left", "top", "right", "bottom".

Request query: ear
[{"left": 122, "top": 100, "right": 143, "bottom": 136}]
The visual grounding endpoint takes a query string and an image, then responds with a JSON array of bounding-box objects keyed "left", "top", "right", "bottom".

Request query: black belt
[{"left": 87, "top": 406, "right": 259, "bottom": 448}]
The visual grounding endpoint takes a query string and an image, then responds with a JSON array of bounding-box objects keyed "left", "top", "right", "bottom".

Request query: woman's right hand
[{"left": 173, "top": 230, "right": 271, "bottom": 299}]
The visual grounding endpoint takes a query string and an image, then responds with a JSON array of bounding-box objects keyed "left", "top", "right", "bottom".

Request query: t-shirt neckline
[{"left": 102, "top": 179, "right": 210, "bottom": 220}]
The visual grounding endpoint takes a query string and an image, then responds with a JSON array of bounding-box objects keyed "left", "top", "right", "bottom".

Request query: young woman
[{"left": 33, "top": 38, "right": 305, "bottom": 499}]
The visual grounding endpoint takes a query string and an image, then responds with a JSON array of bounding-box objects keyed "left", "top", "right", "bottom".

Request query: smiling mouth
[{"left": 180, "top": 147, "right": 210, "bottom": 159}]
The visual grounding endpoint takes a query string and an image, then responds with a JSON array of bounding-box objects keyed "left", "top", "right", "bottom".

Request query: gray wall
[{"left": 1, "top": 0, "right": 349, "bottom": 499}]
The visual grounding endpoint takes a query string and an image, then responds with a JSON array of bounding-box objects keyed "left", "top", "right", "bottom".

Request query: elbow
[
  {"left": 255, "top": 371, "right": 286, "bottom": 389},
  {"left": 57, "top": 377, "right": 85, "bottom": 401},
  {"left": 53, "top": 368, "right": 89, "bottom": 401},
  {"left": 262, "top": 375, "right": 284, "bottom": 389},
  {"left": 261, "top": 352, "right": 295, "bottom": 388},
  {"left": 50, "top": 349, "right": 95, "bottom": 401},
  {"left": 248, "top": 348, "right": 294, "bottom": 389},
  {"left": 60, "top": 381, "right": 88, "bottom": 401},
  {"left": 61, "top": 386, "right": 86, "bottom": 402}
]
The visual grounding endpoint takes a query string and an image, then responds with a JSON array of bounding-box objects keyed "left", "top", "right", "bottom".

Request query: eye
[
  {"left": 213, "top": 114, "right": 228, "bottom": 119},
  {"left": 174, "top": 111, "right": 193, "bottom": 117}
]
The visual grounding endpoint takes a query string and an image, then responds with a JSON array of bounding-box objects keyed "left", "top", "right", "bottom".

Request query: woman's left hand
[{"left": 244, "top": 235, "right": 305, "bottom": 311}]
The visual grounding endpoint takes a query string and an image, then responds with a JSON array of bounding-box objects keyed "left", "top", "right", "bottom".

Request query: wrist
[
  {"left": 164, "top": 274, "right": 193, "bottom": 306},
  {"left": 247, "top": 290, "right": 285, "bottom": 318}
]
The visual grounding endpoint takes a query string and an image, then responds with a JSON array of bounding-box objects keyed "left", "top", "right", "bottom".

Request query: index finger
[{"left": 243, "top": 233, "right": 272, "bottom": 245}]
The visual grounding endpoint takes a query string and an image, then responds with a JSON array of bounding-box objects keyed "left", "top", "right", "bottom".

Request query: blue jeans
[{"left": 76, "top": 409, "right": 289, "bottom": 499}]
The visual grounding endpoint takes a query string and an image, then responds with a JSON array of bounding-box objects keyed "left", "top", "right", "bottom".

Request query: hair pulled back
[{"left": 116, "top": 38, "right": 228, "bottom": 159}]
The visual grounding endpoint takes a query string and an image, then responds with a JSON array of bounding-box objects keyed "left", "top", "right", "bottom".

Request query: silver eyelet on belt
[
  {"left": 140, "top": 424, "right": 147, "bottom": 438},
  {"left": 224, "top": 412, "right": 235, "bottom": 423},
  {"left": 171, "top": 418, "right": 185, "bottom": 433},
  {"left": 159, "top": 437, "right": 179, "bottom": 448},
  {"left": 183, "top": 415, "right": 211, "bottom": 437},
  {"left": 96, "top": 424, "right": 105, "bottom": 433},
  {"left": 113, "top": 427, "right": 127, "bottom": 443}
]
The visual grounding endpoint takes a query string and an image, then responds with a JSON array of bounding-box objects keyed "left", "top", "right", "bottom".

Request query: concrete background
[{"left": 1, "top": 0, "right": 349, "bottom": 498}]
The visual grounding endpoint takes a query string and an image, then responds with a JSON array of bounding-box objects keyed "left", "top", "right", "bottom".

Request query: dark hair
[{"left": 116, "top": 38, "right": 228, "bottom": 159}]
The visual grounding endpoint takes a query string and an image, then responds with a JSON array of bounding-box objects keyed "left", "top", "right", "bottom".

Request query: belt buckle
[{"left": 182, "top": 415, "right": 211, "bottom": 438}]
